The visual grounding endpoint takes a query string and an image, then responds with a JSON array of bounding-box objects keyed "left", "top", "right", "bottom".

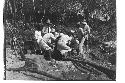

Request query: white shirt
[
  {"left": 35, "top": 31, "right": 42, "bottom": 43},
  {"left": 35, "top": 31, "right": 41, "bottom": 39},
  {"left": 57, "top": 34, "right": 72, "bottom": 54},
  {"left": 59, "top": 34, "right": 72, "bottom": 44},
  {"left": 43, "top": 33, "right": 56, "bottom": 44}
]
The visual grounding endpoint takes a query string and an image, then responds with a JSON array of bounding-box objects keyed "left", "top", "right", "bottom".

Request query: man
[
  {"left": 35, "top": 26, "right": 51, "bottom": 53},
  {"left": 56, "top": 32, "right": 72, "bottom": 56},
  {"left": 35, "top": 31, "right": 53, "bottom": 61},
  {"left": 42, "top": 30, "right": 56, "bottom": 49},
  {"left": 77, "top": 23, "right": 84, "bottom": 54},
  {"left": 77, "top": 21, "right": 90, "bottom": 55},
  {"left": 42, "top": 30, "right": 57, "bottom": 65},
  {"left": 82, "top": 21, "right": 91, "bottom": 52}
]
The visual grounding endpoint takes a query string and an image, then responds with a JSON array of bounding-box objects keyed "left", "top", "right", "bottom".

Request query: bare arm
[
  {"left": 79, "top": 28, "right": 84, "bottom": 35},
  {"left": 51, "top": 34, "right": 56, "bottom": 40}
]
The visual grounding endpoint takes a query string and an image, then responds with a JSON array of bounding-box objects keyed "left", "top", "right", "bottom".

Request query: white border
[
  {"left": 0, "top": 0, "right": 4, "bottom": 80},
  {"left": 0, "top": 0, "right": 124, "bottom": 83},
  {"left": 117, "top": 0, "right": 125, "bottom": 83}
]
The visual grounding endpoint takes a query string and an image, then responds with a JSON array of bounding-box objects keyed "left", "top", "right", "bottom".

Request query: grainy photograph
[{"left": 3, "top": 0, "right": 116, "bottom": 81}]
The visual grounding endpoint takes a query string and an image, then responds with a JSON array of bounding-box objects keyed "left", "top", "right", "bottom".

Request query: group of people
[{"left": 35, "top": 19, "right": 91, "bottom": 63}]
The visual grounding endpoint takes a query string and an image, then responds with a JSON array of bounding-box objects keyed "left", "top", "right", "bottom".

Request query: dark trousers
[{"left": 44, "top": 49, "right": 52, "bottom": 61}]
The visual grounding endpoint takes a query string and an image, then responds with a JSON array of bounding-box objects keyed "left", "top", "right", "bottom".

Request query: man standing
[
  {"left": 82, "top": 21, "right": 91, "bottom": 52},
  {"left": 77, "top": 21, "right": 90, "bottom": 56}
]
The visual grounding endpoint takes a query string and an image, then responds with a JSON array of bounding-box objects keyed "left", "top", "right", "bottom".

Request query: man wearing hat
[{"left": 42, "top": 19, "right": 52, "bottom": 34}]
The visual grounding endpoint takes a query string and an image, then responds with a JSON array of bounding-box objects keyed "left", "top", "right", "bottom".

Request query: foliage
[{"left": 4, "top": 0, "right": 116, "bottom": 65}]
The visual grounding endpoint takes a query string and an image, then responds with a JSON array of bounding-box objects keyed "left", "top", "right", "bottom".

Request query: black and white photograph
[{"left": 3, "top": 0, "right": 116, "bottom": 81}]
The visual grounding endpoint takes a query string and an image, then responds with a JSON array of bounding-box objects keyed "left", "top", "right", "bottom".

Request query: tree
[{"left": 4, "top": 0, "right": 116, "bottom": 64}]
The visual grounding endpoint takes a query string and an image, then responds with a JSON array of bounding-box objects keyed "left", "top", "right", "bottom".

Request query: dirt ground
[
  {"left": 5, "top": 47, "right": 110, "bottom": 80},
  {"left": 5, "top": 48, "right": 90, "bottom": 80}
]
